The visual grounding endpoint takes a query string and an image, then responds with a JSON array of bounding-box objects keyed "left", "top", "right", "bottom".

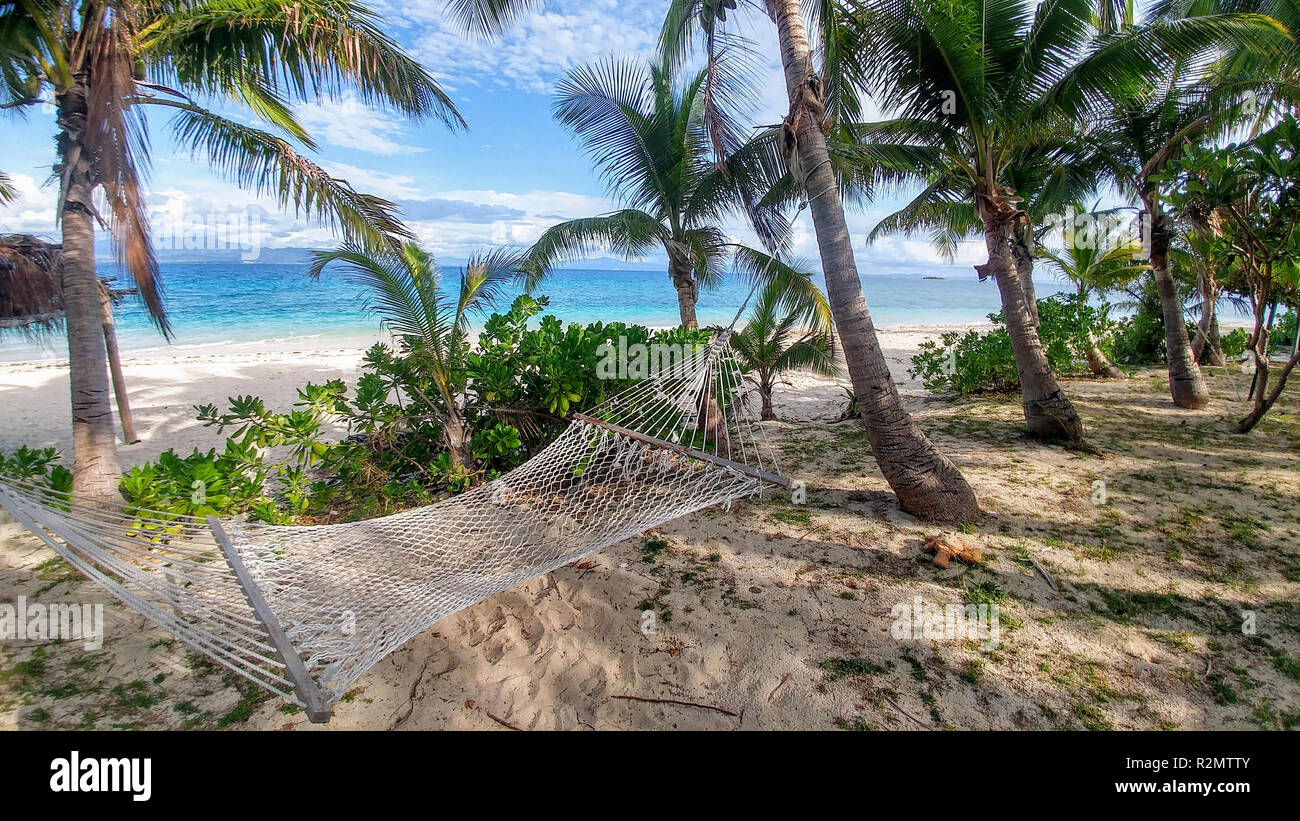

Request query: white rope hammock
[{"left": 0, "top": 332, "right": 784, "bottom": 722}]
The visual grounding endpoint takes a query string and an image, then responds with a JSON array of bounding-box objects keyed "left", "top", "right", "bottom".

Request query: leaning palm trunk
[
  {"left": 1084, "top": 329, "right": 1124, "bottom": 378},
  {"left": 57, "top": 80, "right": 120, "bottom": 500},
  {"left": 766, "top": 0, "right": 978, "bottom": 521},
  {"left": 1147, "top": 204, "right": 1209, "bottom": 408},
  {"left": 979, "top": 210, "right": 1085, "bottom": 441}
]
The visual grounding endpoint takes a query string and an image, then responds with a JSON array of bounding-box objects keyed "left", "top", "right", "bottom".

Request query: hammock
[{"left": 0, "top": 332, "right": 784, "bottom": 722}]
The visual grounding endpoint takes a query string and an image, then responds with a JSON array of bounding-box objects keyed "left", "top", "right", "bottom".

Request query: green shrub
[
  {"left": 1111, "top": 306, "right": 1167, "bottom": 365},
  {"left": 1273, "top": 308, "right": 1297, "bottom": 351},
  {"left": 1221, "top": 327, "right": 1251, "bottom": 359},
  {"left": 910, "top": 293, "right": 1112, "bottom": 394},
  {"left": 5, "top": 298, "right": 710, "bottom": 525}
]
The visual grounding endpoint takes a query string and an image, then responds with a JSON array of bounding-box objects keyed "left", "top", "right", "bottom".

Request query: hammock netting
[{"left": 0, "top": 333, "right": 784, "bottom": 721}]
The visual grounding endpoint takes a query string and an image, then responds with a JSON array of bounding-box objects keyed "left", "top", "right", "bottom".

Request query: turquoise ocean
[{"left": 1, "top": 263, "right": 1080, "bottom": 362}]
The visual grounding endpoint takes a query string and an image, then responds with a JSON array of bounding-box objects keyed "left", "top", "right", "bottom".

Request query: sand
[{"left": 1, "top": 323, "right": 1297, "bottom": 731}]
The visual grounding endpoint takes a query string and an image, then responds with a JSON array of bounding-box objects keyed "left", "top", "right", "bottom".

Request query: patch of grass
[
  {"left": 899, "top": 649, "right": 927, "bottom": 680},
  {"left": 769, "top": 506, "right": 813, "bottom": 527},
  {"left": 640, "top": 536, "right": 669, "bottom": 563},
  {"left": 838, "top": 591, "right": 857, "bottom": 600},
  {"left": 109, "top": 680, "right": 159, "bottom": 711},
  {"left": 1272, "top": 653, "right": 1300, "bottom": 683},
  {"left": 819, "top": 657, "right": 887, "bottom": 681},
  {"left": 963, "top": 579, "right": 1006, "bottom": 606},
  {"left": 833, "top": 717, "right": 871, "bottom": 731},
  {"left": 1095, "top": 586, "right": 1188, "bottom": 625},
  {"left": 1076, "top": 700, "right": 1113, "bottom": 731},
  {"left": 1149, "top": 630, "right": 1194, "bottom": 653},
  {"left": 959, "top": 659, "right": 984, "bottom": 685}
]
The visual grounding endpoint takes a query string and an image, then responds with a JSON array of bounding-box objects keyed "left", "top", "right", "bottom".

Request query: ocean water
[{"left": 0, "top": 263, "right": 1078, "bottom": 362}]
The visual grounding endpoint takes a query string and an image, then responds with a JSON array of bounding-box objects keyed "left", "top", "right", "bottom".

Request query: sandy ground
[{"left": 1, "top": 324, "right": 1297, "bottom": 731}]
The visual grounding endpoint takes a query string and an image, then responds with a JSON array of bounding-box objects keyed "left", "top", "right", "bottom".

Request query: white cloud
[
  {"left": 0, "top": 174, "right": 59, "bottom": 236},
  {"left": 320, "top": 163, "right": 422, "bottom": 199},
  {"left": 295, "top": 95, "right": 426, "bottom": 155},
  {"left": 407, "top": 0, "right": 663, "bottom": 94}
]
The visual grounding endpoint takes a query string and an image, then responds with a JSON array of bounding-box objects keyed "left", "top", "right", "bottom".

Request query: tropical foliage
[{"left": 728, "top": 277, "right": 839, "bottom": 420}]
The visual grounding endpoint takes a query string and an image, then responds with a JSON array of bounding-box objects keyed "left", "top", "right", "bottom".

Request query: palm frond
[
  {"left": 309, "top": 240, "right": 445, "bottom": 351},
  {"left": 521, "top": 210, "right": 667, "bottom": 290},
  {"left": 160, "top": 101, "right": 410, "bottom": 250},
  {"left": 85, "top": 17, "right": 170, "bottom": 338},
  {"left": 144, "top": 0, "right": 464, "bottom": 126},
  {"left": 728, "top": 245, "right": 833, "bottom": 333},
  {"left": 442, "top": 0, "right": 541, "bottom": 40}
]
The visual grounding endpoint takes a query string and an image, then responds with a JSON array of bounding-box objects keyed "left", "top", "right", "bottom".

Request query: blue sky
[{"left": 0, "top": 0, "right": 985, "bottom": 271}]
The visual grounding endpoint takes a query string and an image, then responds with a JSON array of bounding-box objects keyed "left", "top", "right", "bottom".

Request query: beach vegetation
[
  {"left": 727, "top": 278, "right": 839, "bottom": 420},
  {"left": 910, "top": 294, "right": 1118, "bottom": 396}
]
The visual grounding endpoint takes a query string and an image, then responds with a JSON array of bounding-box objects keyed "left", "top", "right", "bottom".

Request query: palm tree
[
  {"left": 308, "top": 243, "right": 522, "bottom": 468},
  {"left": 0, "top": 0, "right": 466, "bottom": 499},
  {"left": 0, "top": 171, "right": 15, "bottom": 204},
  {"left": 661, "top": 0, "right": 981, "bottom": 522},
  {"left": 842, "top": 0, "right": 1275, "bottom": 434},
  {"left": 729, "top": 277, "right": 839, "bottom": 420},
  {"left": 1089, "top": 70, "right": 1219, "bottom": 408},
  {"left": 1040, "top": 204, "right": 1148, "bottom": 378},
  {"left": 523, "top": 56, "right": 824, "bottom": 329}
]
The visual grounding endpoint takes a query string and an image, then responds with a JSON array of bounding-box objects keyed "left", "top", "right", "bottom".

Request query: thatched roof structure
[{"left": 0, "top": 234, "right": 63, "bottom": 332}]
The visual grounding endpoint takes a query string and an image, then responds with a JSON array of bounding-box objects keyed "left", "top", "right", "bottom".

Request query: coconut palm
[
  {"left": 0, "top": 171, "right": 15, "bottom": 204},
  {"left": 522, "top": 56, "right": 825, "bottom": 330},
  {"left": 729, "top": 277, "right": 839, "bottom": 420},
  {"left": 1040, "top": 204, "right": 1148, "bottom": 378},
  {"left": 661, "top": 0, "right": 981, "bottom": 522},
  {"left": 1088, "top": 71, "right": 1220, "bottom": 408},
  {"left": 840, "top": 0, "right": 1279, "bottom": 434},
  {"left": 308, "top": 243, "right": 523, "bottom": 468},
  {"left": 0, "top": 0, "right": 471, "bottom": 498}
]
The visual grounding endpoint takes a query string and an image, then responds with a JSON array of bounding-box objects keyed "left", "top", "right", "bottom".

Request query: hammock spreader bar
[{"left": 207, "top": 516, "right": 333, "bottom": 723}]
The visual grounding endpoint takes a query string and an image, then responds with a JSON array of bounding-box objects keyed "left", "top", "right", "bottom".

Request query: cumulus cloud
[
  {"left": 405, "top": 0, "right": 662, "bottom": 94},
  {"left": 0, "top": 174, "right": 59, "bottom": 237},
  {"left": 295, "top": 94, "right": 426, "bottom": 155}
]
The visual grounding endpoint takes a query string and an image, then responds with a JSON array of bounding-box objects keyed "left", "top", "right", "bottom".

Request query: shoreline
[
  {"left": 0, "top": 323, "right": 982, "bottom": 468},
  {"left": 0, "top": 320, "right": 994, "bottom": 370}
]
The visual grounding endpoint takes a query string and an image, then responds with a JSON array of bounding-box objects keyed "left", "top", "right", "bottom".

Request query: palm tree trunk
[
  {"left": 666, "top": 239, "right": 699, "bottom": 328},
  {"left": 1009, "top": 224, "right": 1040, "bottom": 326},
  {"left": 766, "top": 0, "right": 978, "bottom": 522},
  {"left": 759, "top": 379, "right": 776, "bottom": 421},
  {"left": 442, "top": 408, "right": 472, "bottom": 469},
  {"left": 57, "top": 79, "right": 121, "bottom": 500},
  {"left": 1147, "top": 202, "right": 1208, "bottom": 408},
  {"left": 1084, "top": 329, "right": 1124, "bottom": 378},
  {"left": 1191, "top": 270, "right": 1225, "bottom": 366},
  {"left": 100, "top": 284, "right": 140, "bottom": 443},
  {"left": 980, "top": 212, "right": 1085, "bottom": 442}
]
